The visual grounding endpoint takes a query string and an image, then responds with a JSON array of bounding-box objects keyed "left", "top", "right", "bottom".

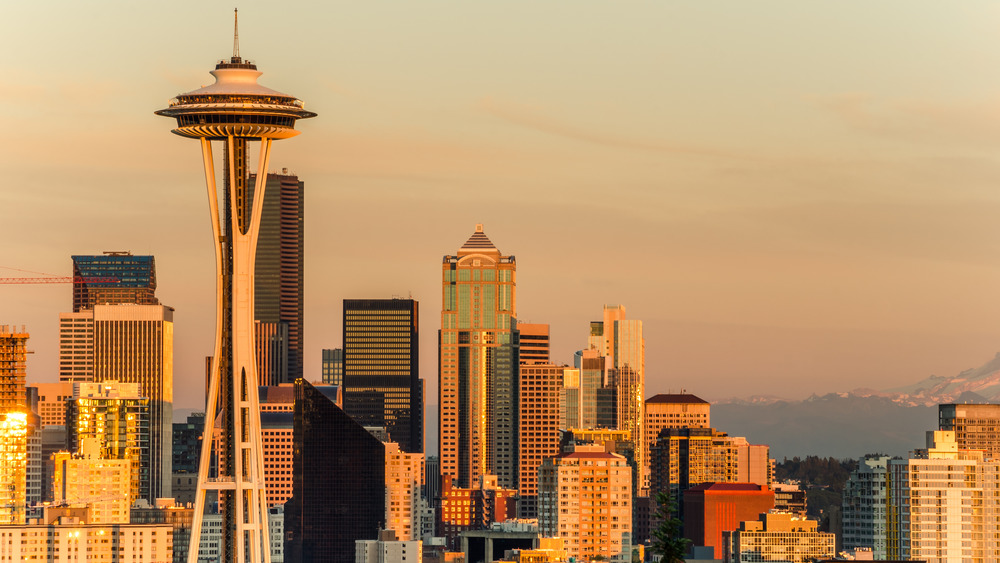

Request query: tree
[{"left": 651, "top": 491, "right": 690, "bottom": 563}]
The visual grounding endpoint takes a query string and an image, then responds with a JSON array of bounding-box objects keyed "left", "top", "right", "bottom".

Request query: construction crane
[{"left": 0, "top": 266, "right": 118, "bottom": 285}]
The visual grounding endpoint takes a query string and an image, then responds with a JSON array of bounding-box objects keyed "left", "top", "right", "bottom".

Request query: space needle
[{"left": 155, "top": 11, "right": 316, "bottom": 563}]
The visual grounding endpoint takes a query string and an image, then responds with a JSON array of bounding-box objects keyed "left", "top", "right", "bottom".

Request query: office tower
[
  {"left": 286, "top": 379, "right": 384, "bottom": 563},
  {"left": 29, "top": 382, "right": 74, "bottom": 426},
  {"left": 939, "top": 403, "right": 1000, "bottom": 459},
  {"left": 517, "top": 323, "right": 549, "bottom": 364},
  {"left": 157, "top": 15, "right": 316, "bottom": 563},
  {"left": 90, "top": 305, "right": 173, "bottom": 501},
  {"left": 71, "top": 252, "right": 158, "bottom": 313},
  {"left": 439, "top": 224, "right": 518, "bottom": 489},
  {"left": 644, "top": 393, "right": 710, "bottom": 472},
  {"left": 683, "top": 483, "right": 775, "bottom": 560},
  {"left": 173, "top": 412, "right": 206, "bottom": 474},
  {"left": 249, "top": 171, "right": 304, "bottom": 384},
  {"left": 438, "top": 475, "right": 518, "bottom": 548},
  {"left": 58, "top": 312, "right": 95, "bottom": 382},
  {"left": 572, "top": 349, "right": 607, "bottom": 429},
  {"left": 40, "top": 426, "right": 67, "bottom": 503},
  {"left": 842, "top": 455, "right": 890, "bottom": 559},
  {"left": 538, "top": 444, "right": 633, "bottom": 563},
  {"left": 723, "top": 512, "right": 835, "bottom": 563},
  {"left": 253, "top": 320, "right": 288, "bottom": 387},
  {"left": 261, "top": 410, "right": 294, "bottom": 508},
  {"left": 344, "top": 298, "right": 423, "bottom": 453},
  {"left": 649, "top": 427, "right": 772, "bottom": 511},
  {"left": 322, "top": 348, "right": 344, "bottom": 385},
  {"left": 517, "top": 363, "right": 564, "bottom": 518},
  {"left": 562, "top": 367, "right": 580, "bottom": 429},
  {"left": 384, "top": 442, "right": 425, "bottom": 541},
  {"left": 67, "top": 381, "right": 151, "bottom": 503},
  {"left": 52, "top": 438, "right": 131, "bottom": 524}
]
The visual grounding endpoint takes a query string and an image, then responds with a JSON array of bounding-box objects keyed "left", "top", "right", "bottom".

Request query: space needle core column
[{"left": 155, "top": 12, "right": 316, "bottom": 563}]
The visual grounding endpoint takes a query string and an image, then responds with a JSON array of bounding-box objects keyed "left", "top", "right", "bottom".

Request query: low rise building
[{"left": 723, "top": 512, "right": 834, "bottom": 563}]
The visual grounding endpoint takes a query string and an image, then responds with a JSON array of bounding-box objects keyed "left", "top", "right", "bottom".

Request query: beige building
[
  {"left": 0, "top": 411, "right": 28, "bottom": 525},
  {"left": 518, "top": 323, "right": 550, "bottom": 365},
  {"left": 0, "top": 511, "right": 172, "bottom": 562},
  {"left": 51, "top": 438, "right": 130, "bottom": 524},
  {"left": 644, "top": 393, "right": 710, "bottom": 459},
  {"left": 538, "top": 444, "right": 632, "bottom": 563},
  {"left": 58, "top": 313, "right": 94, "bottom": 383},
  {"left": 384, "top": 441, "right": 424, "bottom": 541},
  {"left": 30, "top": 382, "right": 74, "bottom": 427},
  {"left": 517, "top": 363, "right": 565, "bottom": 518},
  {"left": 724, "top": 512, "right": 834, "bottom": 563},
  {"left": 939, "top": 403, "right": 1000, "bottom": 459}
]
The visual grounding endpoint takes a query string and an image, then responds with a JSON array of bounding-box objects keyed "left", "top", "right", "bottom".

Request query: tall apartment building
[
  {"left": 439, "top": 225, "right": 519, "bottom": 488},
  {"left": 0, "top": 514, "right": 172, "bottom": 562},
  {"left": 322, "top": 348, "right": 344, "bottom": 385},
  {"left": 723, "top": 512, "right": 835, "bottom": 563},
  {"left": 644, "top": 393, "right": 710, "bottom": 468},
  {"left": 262, "top": 411, "right": 294, "bottom": 508},
  {"left": 249, "top": 171, "right": 305, "bottom": 383},
  {"left": 343, "top": 298, "right": 423, "bottom": 453},
  {"left": 517, "top": 323, "right": 549, "bottom": 364},
  {"left": 517, "top": 363, "right": 565, "bottom": 518},
  {"left": 66, "top": 382, "right": 151, "bottom": 503},
  {"left": 538, "top": 444, "right": 632, "bottom": 563},
  {"left": 842, "top": 455, "right": 891, "bottom": 559},
  {"left": 939, "top": 403, "right": 1000, "bottom": 459},
  {"left": 286, "top": 380, "right": 385, "bottom": 563},
  {"left": 52, "top": 438, "right": 131, "bottom": 524},
  {"left": 384, "top": 442, "right": 424, "bottom": 541},
  {"left": 71, "top": 252, "right": 158, "bottom": 313}
]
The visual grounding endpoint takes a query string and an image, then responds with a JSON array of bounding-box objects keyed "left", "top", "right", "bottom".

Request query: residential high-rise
[
  {"left": 538, "top": 444, "right": 633, "bottom": 563},
  {"left": 322, "top": 348, "right": 344, "bottom": 385},
  {"left": 384, "top": 442, "right": 424, "bottom": 541},
  {"left": 66, "top": 382, "right": 151, "bottom": 503},
  {"left": 842, "top": 455, "right": 891, "bottom": 559},
  {"left": 156, "top": 13, "right": 316, "bottom": 562},
  {"left": 249, "top": 171, "right": 305, "bottom": 384},
  {"left": 71, "top": 252, "right": 158, "bottom": 313},
  {"left": 644, "top": 393, "right": 710, "bottom": 471},
  {"left": 939, "top": 403, "right": 1000, "bottom": 459},
  {"left": 58, "top": 312, "right": 95, "bottom": 382},
  {"left": 517, "top": 363, "right": 564, "bottom": 518},
  {"left": 343, "top": 298, "right": 423, "bottom": 453},
  {"left": 285, "top": 380, "right": 384, "bottom": 563},
  {"left": 261, "top": 411, "right": 294, "bottom": 508},
  {"left": 439, "top": 224, "right": 519, "bottom": 489},
  {"left": 438, "top": 475, "right": 518, "bottom": 548}
]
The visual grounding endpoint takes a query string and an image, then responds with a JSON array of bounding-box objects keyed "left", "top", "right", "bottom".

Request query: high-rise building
[
  {"left": 71, "top": 252, "right": 158, "bottom": 313},
  {"left": 644, "top": 393, "right": 710, "bottom": 471},
  {"left": 58, "top": 312, "right": 95, "bottom": 382},
  {"left": 322, "top": 348, "right": 344, "bottom": 385},
  {"left": 66, "top": 382, "right": 151, "bottom": 503},
  {"left": 89, "top": 305, "right": 173, "bottom": 501},
  {"left": 683, "top": 483, "right": 775, "bottom": 560},
  {"left": 254, "top": 320, "right": 288, "bottom": 387},
  {"left": 356, "top": 530, "right": 423, "bottom": 563},
  {"left": 262, "top": 410, "right": 294, "bottom": 508},
  {"left": 518, "top": 323, "right": 549, "bottom": 364},
  {"left": 29, "top": 382, "right": 74, "bottom": 427},
  {"left": 384, "top": 442, "right": 424, "bottom": 541},
  {"left": 939, "top": 403, "right": 1000, "bottom": 459},
  {"left": 723, "top": 512, "right": 835, "bottom": 563},
  {"left": 249, "top": 171, "right": 305, "bottom": 384},
  {"left": 0, "top": 326, "right": 28, "bottom": 413},
  {"left": 343, "top": 298, "right": 423, "bottom": 453},
  {"left": 517, "top": 363, "right": 564, "bottom": 518},
  {"left": 439, "top": 224, "right": 518, "bottom": 489},
  {"left": 538, "top": 444, "right": 633, "bottom": 563},
  {"left": 52, "top": 438, "right": 131, "bottom": 524},
  {"left": 842, "top": 455, "right": 891, "bottom": 559},
  {"left": 286, "top": 379, "right": 384, "bottom": 563},
  {"left": 0, "top": 411, "right": 27, "bottom": 525}
]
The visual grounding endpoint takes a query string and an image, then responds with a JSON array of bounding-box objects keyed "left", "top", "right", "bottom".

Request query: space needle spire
[{"left": 156, "top": 15, "right": 316, "bottom": 563}]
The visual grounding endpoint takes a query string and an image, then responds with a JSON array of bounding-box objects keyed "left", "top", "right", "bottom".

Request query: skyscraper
[
  {"left": 0, "top": 325, "right": 28, "bottom": 525},
  {"left": 0, "top": 326, "right": 28, "bottom": 413},
  {"left": 517, "top": 363, "right": 564, "bottom": 518},
  {"left": 321, "top": 348, "right": 343, "bottom": 385},
  {"left": 156, "top": 13, "right": 316, "bottom": 563},
  {"left": 439, "top": 224, "right": 519, "bottom": 489},
  {"left": 517, "top": 323, "right": 549, "bottom": 364},
  {"left": 71, "top": 252, "right": 158, "bottom": 313},
  {"left": 249, "top": 171, "right": 304, "bottom": 384},
  {"left": 938, "top": 403, "right": 1000, "bottom": 459},
  {"left": 343, "top": 298, "right": 422, "bottom": 453}
]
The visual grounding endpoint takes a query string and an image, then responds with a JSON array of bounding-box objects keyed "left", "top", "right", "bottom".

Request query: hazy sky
[{"left": 3, "top": 2, "right": 1000, "bottom": 420}]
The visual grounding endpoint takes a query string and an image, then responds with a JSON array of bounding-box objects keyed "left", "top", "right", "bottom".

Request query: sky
[{"left": 3, "top": 2, "right": 1000, "bottom": 426}]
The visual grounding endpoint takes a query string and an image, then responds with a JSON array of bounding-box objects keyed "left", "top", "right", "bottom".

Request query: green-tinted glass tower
[{"left": 439, "top": 225, "right": 519, "bottom": 489}]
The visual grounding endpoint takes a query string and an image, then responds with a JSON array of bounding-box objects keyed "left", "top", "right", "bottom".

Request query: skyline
[{"left": 3, "top": 2, "right": 1000, "bottom": 419}]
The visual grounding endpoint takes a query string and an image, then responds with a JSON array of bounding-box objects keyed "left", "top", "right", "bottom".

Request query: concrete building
[
  {"left": 52, "top": 438, "right": 131, "bottom": 524},
  {"left": 517, "top": 323, "right": 549, "bottom": 364},
  {"left": 195, "top": 506, "right": 285, "bottom": 563},
  {"left": 842, "top": 455, "right": 891, "bottom": 558},
  {"left": 724, "top": 512, "right": 835, "bottom": 563},
  {"left": 683, "top": 483, "right": 775, "bottom": 559},
  {"left": 343, "top": 298, "right": 423, "bottom": 453},
  {"left": 30, "top": 382, "right": 74, "bottom": 427},
  {"left": 356, "top": 530, "right": 423, "bottom": 563},
  {"left": 644, "top": 393, "right": 710, "bottom": 472},
  {"left": 772, "top": 482, "right": 807, "bottom": 516},
  {"left": 538, "top": 444, "right": 632, "bottom": 563},
  {"left": 0, "top": 326, "right": 28, "bottom": 413},
  {"left": 517, "top": 362, "right": 564, "bottom": 518},
  {"left": 384, "top": 441, "right": 424, "bottom": 541},
  {"left": 439, "top": 225, "right": 519, "bottom": 489},
  {"left": 439, "top": 475, "right": 518, "bottom": 549},
  {"left": 461, "top": 521, "right": 540, "bottom": 563},
  {"left": 939, "top": 403, "right": 1000, "bottom": 459},
  {"left": 71, "top": 252, "right": 159, "bottom": 313},
  {"left": 261, "top": 411, "right": 294, "bottom": 507},
  {"left": 0, "top": 511, "right": 172, "bottom": 562}
]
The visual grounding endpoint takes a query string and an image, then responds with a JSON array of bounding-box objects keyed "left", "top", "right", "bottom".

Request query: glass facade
[
  {"left": 71, "top": 253, "right": 158, "bottom": 313},
  {"left": 285, "top": 380, "right": 385, "bottom": 563},
  {"left": 343, "top": 299, "right": 422, "bottom": 453},
  {"left": 321, "top": 348, "right": 343, "bottom": 386}
]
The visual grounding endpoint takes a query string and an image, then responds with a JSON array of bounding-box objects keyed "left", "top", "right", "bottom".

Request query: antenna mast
[{"left": 233, "top": 8, "right": 240, "bottom": 60}]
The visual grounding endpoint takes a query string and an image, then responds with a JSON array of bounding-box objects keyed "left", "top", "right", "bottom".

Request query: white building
[
  {"left": 842, "top": 455, "right": 891, "bottom": 559},
  {"left": 356, "top": 530, "right": 423, "bottom": 563},
  {"left": 0, "top": 513, "right": 172, "bottom": 562},
  {"left": 384, "top": 441, "right": 424, "bottom": 541},
  {"left": 195, "top": 505, "right": 284, "bottom": 563}
]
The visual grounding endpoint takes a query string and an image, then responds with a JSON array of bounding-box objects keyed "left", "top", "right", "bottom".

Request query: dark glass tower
[
  {"left": 248, "top": 172, "right": 304, "bottom": 383},
  {"left": 71, "top": 252, "right": 158, "bottom": 312},
  {"left": 342, "top": 298, "right": 422, "bottom": 453},
  {"left": 285, "top": 379, "right": 385, "bottom": 563}
]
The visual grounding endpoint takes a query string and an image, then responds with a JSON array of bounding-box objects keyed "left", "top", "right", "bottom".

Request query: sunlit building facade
[
  {"left": 52, "top": 438, "right": 131, "bottom": 524},
  {"left": 517, "top": 363, "right": 565, "bottom": 518},
  {"left": 71, "top": 252, "right": 159, "bottom": 313},
  {"left": 644, "top": 393, "right": 710, "bottom": 473},
  {"left": 30, "top": 382, "right": 74, "bottom": 427},
  {"left": 0, "top": 516, "right": 172, "bottom": 562},
  {"left": 439, "top": 225, "right": 518, "bottom": 488},
  {"left": 842, "top": 455, "right": 890, "bottom": 559},
  {"left": 0, "top": 411, "right": 27, "bottom": 525},
  {"left": 384, "top": 442, "right": 424, "bottom": 541},
  {"left": 723, "top": 512, "right": 835, "bottom": 563},
  {"left": 939, "top": 403, "right": 1000, "bottom": 460}
]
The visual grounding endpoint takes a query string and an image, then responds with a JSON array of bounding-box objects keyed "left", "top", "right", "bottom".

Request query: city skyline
[{"left": 4, "top": 2, "right": 1000, "bottom": 420}]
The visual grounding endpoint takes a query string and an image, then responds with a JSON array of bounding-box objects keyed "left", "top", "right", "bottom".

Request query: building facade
[
  {"left": 343, "top": 298, "right": 422, "bottom": 453},
  {"left": 517, "top": 363, "right": 565, "bottom": 518},
  {"left": 683, "top": 483, "right": 775, "bottom": 559},
  {"left": 939, "top": 403, "right": 1000, "bottom": 459},
  {"left": 517, "top": 323, "right": 549, "bottom": 365},
  {"left": 723, "top": 512, "right": 835, "bottom": 563},
  {"left": 322, "top": 348, "right": 344, "bottom": 386},
  {"left": 71, "top": 252, "right": 158, "bottom": 313},
  {"left": 51, "top": 438, "right": 131, "bottom": 524},
  {"left": 842, "top": 455, "right": 890, "bottom": 559},
  {"left": 384, "top": 442, "right": 424, "bottom": 541},
  {"left": 30, "top": 382, "right": 74, "bottom": 427},
  {"left": 439, "top": 225, "right": 518, "bottom": 488}
]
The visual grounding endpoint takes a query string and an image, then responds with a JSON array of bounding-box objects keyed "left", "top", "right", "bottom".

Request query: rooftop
[{"left": 646, "top": 393, "right": 709, "bottom": 405}]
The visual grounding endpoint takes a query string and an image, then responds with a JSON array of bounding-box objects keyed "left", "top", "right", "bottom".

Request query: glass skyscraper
[
  {"left": 439, "top": 224, "right": 519, "bottom": 489},
  {"left": 343, "top": 298, "right": 422, "bottom": 453},
  {"left": 71, "top": 252, "right": 158, "bottom": 313}
]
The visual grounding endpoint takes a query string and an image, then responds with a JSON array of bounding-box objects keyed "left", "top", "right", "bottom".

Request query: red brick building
[{"left": 684, "top": 482, "right": 774, "bottom": 559}]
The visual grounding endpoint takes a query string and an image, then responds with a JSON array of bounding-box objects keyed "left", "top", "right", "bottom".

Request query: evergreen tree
[{"left": 651, "top": 491, "right": 690, "bottom": 563}]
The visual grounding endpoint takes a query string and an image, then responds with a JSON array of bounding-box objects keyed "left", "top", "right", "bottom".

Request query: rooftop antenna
[{"left": 233, "top": 8, "right": 240, "bottom": 60}]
